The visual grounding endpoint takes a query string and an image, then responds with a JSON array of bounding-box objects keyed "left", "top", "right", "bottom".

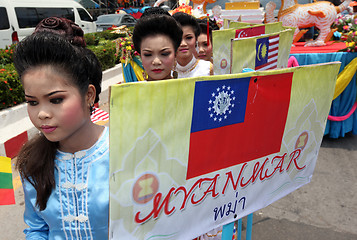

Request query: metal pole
[{"left": 222, "top": 221, "right": 235, "bottom": 240}]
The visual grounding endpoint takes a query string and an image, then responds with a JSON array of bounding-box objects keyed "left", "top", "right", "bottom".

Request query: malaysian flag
[{"left": 255, "top": 34, "right": 279, "bottom": 71}]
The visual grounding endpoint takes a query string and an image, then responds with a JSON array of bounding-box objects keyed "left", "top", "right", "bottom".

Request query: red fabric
[
  {"left": 130, "top": 12, "right": 142, "bottom": 19},
  {"left": 0, "top": 188, "right": 15, "bottom": 205},
  {"left": 4, "top": 131, "right": 28, "bottom": 159},
  {"left": 290, "top": 41, "right": 346, "bottom": 54},
  {"left": 187, "top": 73, "right": 293, "bottom": 179},
  {"left": 328, "top": 102, "right": 357, "bottom": 121}
]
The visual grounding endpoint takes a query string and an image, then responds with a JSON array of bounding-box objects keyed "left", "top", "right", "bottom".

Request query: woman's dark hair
[
  {"left": 172, "top": 12, "right": 201, "bottom": 38},
  {"left": 34, "top": 17, "right": 86, "bottom": 48},
  {"left": 34, "top": 17, "right": 102, "bottom": 103},
  {"left": 133, "top": 14, "right": 183, "bottom": 53},
  {"left": 83, "top": 48, "right": 102, "bottom": 103},
  {"left": 140, "top": 6, "right": 171, "bottom": 18},
  {"left": 14, "top": 32, "right": 102, "bottom": 210}
]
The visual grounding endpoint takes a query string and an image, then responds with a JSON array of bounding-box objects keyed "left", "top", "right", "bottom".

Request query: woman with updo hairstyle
[
  {"left": 34, "top": 17, "right": 86, "bottom": 47},
  {"left": 132, "top": 14, "right": 183, "bottom": 81},
  {"left": 34, "top": 17, "right": 102, "bottom": 104}
]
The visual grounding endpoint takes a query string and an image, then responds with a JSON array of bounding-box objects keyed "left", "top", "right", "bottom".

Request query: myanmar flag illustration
[
  {"left": 187, "top": 72, "right": 293, "bottom": 179},
  {"left": 0, "top": 156, "right": 15, "bottom": 205},
  {"left": 109, "top": 62, "right": 340, "bottom": 239}
]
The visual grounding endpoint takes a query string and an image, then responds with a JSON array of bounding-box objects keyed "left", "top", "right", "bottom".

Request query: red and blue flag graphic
[{"left": 187, "top": 73, "right": 293, "bottom": 179}]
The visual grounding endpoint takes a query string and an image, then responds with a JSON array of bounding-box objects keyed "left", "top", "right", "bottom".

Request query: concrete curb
[{"left": 0, "top": 64, "right": 123, "bottom": 158}]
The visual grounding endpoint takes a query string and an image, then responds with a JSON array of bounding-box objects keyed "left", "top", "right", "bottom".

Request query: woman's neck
[
  {"left": 177, "top": 54, "right": 193, "bottom": 67},
  {"left": 148, "top": 74, "right": 173, "bottom": 81},
  {"left": 176, "top": 56, "right": 198, "bottom": 73},
  {"left": 58, "top": 121, "right": 104, "bottom": 153}
]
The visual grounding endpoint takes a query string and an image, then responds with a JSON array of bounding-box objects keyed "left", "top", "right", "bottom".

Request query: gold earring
[
  {"left": 142, "top": 71, "right": 148, "bottom": 81},
  {"left": 172, "top": 60, "right": 178, "bottom": 79}
]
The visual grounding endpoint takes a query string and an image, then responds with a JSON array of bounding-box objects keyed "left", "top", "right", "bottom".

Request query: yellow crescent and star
[{"left": 257, "top": 42, "right": 268, "bottom": 61}]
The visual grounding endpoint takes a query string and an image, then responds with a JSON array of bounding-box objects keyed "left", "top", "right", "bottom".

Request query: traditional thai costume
[{"left": 22, "top": 127, "right": 109, "bottom": 239}]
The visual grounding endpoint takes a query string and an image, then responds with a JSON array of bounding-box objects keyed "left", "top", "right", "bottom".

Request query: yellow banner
[
  {"left": 0, "top": 156, "right": 12, "bottom": 173},
  {"left": 109, "top": 62, "right": 340, "bottom": 239}
]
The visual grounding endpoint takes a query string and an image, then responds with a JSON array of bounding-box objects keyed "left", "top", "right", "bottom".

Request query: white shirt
[{"left": 176, "top": 56, "right": 213, "bottom": 79}]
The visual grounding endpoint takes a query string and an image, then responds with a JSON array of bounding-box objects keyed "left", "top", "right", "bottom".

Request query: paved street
[
  {"left": 1, "top": 111, "right": 356, "bottom": 239},
  {"left": 251, "top": 132, "right": 357, "bottom": 240}
]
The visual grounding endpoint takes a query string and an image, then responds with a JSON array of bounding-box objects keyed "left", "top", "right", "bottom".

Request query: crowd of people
[
  {"left": 133, "top": 7, "right": 219, "bottom": 81},
  {"left": 14, "top": 7, "right": 221, "bottom": 239}
]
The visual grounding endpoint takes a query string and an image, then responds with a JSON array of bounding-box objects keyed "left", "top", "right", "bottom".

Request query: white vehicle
[{"left": 0, "top": 0, "right": 97, "bottom": 49}]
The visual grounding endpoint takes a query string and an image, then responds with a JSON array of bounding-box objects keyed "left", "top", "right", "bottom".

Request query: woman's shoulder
[
  {"left": 197, "top": 59, "right": 214, "bottom": 75},
  {"left": 197, "top": 59, "right": 213, "bottom": 69}
]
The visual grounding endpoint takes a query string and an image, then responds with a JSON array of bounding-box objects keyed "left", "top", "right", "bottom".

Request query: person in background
[
  {"left": 132, "top": 14, "right": 183, "bottom": 81},
  {"left": 14, "top": 32, "right": 109, "bottom": 239},
  {"left": 196, "top": 18, "right": 219, "bottom": 63},
  {"left": 172, "top": 12, "right": 213, "bottom": 78}
]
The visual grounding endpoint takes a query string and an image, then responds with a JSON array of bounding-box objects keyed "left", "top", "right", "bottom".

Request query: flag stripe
[
  {"left": 92, "top": 113, "right": 108, "bottom": 121},
  {"left": 0, "top": 172, "right": 13, "bottom": 189},
  {"left": 0, "top": 188, "right": 15, "bottom": 205},
  {"left": 95, "top": 112, "right": 108, "bottom": 119},
  {"left": 0, "top": 157, "right": 11, "bottom": 173},
  {"left": 269, "top": 51, "right": 279, "bottom": 57},
  {"left": 269, "top": 36, "right": 279, "bottom": 44},
  {"left": 91, "top": 107, "right": 109, "bottom": 123},
  {"left": 92, "top": 116, "right": 109, "bottom": 122},
  {"left": 257, "top": 59, "right": 278, "bottom": 71}
]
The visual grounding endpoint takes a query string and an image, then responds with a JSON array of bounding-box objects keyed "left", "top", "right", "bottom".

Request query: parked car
[
  {"left": 95, "top": 13, "right": 137, "bottom": 31},
  {"left": 0, "top": 0, "right": 97, "bottom": 49}
]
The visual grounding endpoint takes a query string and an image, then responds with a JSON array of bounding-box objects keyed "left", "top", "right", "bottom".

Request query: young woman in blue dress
[{"left": 14, "top": 31, "right": 109, "bottom": 239}]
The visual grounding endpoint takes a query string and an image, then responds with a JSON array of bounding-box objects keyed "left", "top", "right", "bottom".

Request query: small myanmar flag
[{"left": 0, "top": 156, "right": 15, "bottom": 205}]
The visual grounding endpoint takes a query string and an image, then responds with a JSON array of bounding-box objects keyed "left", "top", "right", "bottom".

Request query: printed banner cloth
[
  {"left": 0, "top": 156, "right": 15, "bottom": 205},
  {"left": 109, "top": 62, "right": 340, "bottom": 239}
]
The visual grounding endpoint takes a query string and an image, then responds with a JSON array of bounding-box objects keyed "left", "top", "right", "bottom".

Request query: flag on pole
[{"left": 0, "top": 156, "right": 15, "bottom": 205}]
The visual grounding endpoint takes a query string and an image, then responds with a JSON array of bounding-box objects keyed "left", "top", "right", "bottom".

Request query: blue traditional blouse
[{"left": 22, "top": 127, "right": 109, "bottom": 239}]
